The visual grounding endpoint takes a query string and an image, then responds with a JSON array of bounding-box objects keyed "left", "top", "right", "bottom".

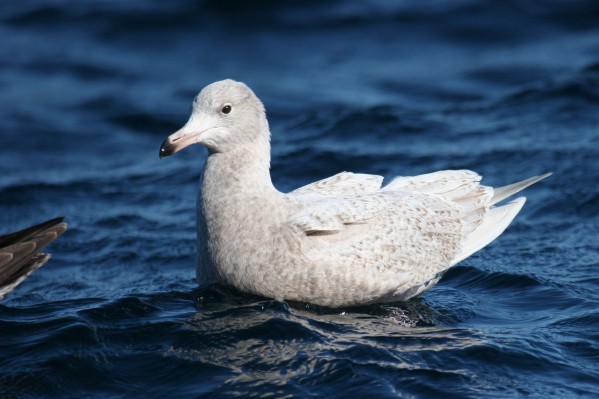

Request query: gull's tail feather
[
  {"left": 0, "top": 217, "right": 67, "bottom": 300},
  {"left": 452, "top": 197, "right": 526, "bottom": 265},
  {"left": 451, "top": 172, "right": 551, "bottom": 266},
  {"left": 491, "top": 173, "right": 552, "bottom": 206}
]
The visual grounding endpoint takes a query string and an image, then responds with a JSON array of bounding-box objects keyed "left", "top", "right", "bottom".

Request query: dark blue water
[{"left": 1, "top": 1, "right": 598, "bottom": 397}]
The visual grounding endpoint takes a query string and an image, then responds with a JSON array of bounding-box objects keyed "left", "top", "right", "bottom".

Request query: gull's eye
[{"left": 221, "top": 104, "right": 232, "bottom": 114}]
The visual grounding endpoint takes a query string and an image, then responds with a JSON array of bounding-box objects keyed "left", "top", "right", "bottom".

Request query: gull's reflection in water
[{"left": 164, "top": 285, "right": 484, "bottom": 387}]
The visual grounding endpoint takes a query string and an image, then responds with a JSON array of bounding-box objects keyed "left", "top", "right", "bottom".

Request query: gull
[
  {"left": 0, "top": 217, "right": 67, "bottom": 300},
  {"left": 159, "top": 79, "right": 550, "bottom": 307}
]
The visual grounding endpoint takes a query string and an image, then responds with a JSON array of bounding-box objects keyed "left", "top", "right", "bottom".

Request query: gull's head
[{"left": 159, "top": 79, "right": 268, "bottom": 157}]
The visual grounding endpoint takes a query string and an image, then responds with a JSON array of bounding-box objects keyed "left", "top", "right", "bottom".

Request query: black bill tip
[{"left": 159, "top": 139, "right": 174, "bottom": 159}]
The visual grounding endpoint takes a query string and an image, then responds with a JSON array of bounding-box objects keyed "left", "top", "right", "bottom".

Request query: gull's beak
[{"left": 159, "top": 125, "right": 200, "bottom": 159}]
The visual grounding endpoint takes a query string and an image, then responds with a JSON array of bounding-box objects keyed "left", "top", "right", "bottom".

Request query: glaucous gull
[{"left": 160, "top": 80, "right": 550, "bottom": 307}]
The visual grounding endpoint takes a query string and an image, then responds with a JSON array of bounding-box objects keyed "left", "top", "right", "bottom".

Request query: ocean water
[{"left": 1, "top": 1, "right": 598, "bottom": 397}]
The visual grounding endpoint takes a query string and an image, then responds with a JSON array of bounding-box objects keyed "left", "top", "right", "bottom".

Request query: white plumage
[{"left": 159, "top": 79, "right": 550, "bottom": 307}]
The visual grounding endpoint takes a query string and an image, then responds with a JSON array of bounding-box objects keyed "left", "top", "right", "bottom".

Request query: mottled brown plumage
[{"left": 0, "top": 217, "right": 67, "bottom": 300}]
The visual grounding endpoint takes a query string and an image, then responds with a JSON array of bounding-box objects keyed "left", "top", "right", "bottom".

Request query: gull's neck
[{"left": 203, "top": 135, "right": 276, "bottom": 193}]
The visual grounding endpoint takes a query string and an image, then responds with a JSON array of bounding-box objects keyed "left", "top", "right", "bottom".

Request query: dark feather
[{"left": 0, "top": 217, "right": 67, "bottom": 300}]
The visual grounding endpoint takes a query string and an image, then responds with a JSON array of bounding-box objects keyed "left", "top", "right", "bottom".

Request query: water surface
[{"left": 1, "top": 1, "right": 598, "bottom": 397}]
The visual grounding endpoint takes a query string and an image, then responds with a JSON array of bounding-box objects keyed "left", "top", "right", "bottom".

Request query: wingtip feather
[
  {"left": 452, "top": 197, "right": 526, "bottom": 265},
  {"left": 490, "top": 173, "right": 551, "bottom": 206}
]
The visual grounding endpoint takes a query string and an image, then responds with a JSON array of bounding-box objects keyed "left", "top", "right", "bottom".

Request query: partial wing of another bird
[{"left": 0, "top": 217, "right": 67, "bottom": 300}]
